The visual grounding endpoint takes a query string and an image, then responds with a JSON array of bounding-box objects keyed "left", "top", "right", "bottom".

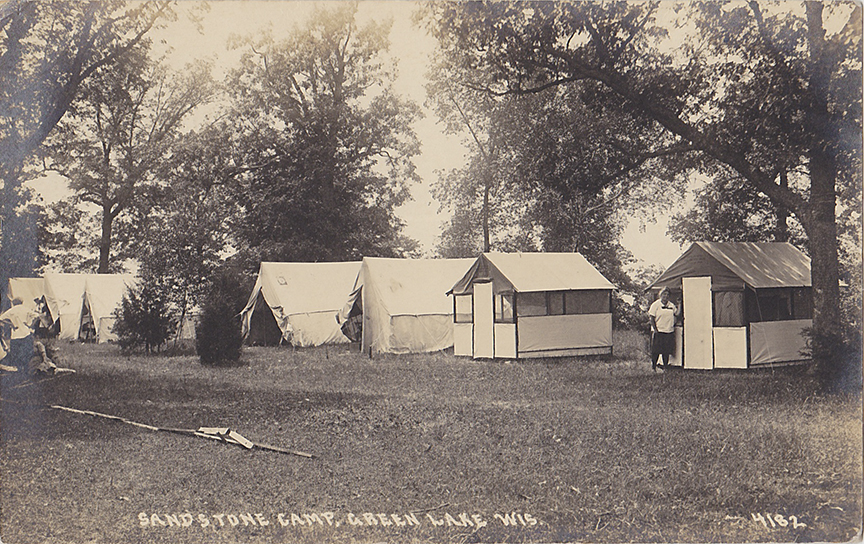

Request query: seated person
[{"left": 28, "top": 340, "right": 73, "bottom": 375}]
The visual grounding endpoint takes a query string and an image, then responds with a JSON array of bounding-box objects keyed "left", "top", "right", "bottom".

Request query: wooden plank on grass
[{"left": 47, "top": 404, "right": 314, "bottom": 458}]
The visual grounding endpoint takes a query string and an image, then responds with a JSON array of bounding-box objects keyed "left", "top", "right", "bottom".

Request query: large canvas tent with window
[
  {"left": 647, "top": 242, "right": 812, "bottom": 369},
  {"left": 338, "top": 257, "right": 475, "bottom": 355},
  {"left": 240, "top": 261, "right": 362, "bottom": 347},
  {"left": 448, "top": 252, "right": 615, "bottom": 359}
]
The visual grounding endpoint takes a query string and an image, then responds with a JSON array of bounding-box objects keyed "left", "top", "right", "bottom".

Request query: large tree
[
  {"left": 424, "top": 1, "right": 862, "bottom": 384},
  {"left": 0, "top": 0, "right": 174, "bottom": 280},
  {"left": 224, "top": 2, "right": 421, "bottom": 263},
  {"left": 46, "top": 52, "right": 213, "bottom": 273},
  {"left": 428, "top": 53, "right": 682, "bottom": 288},
  {"left": 668, "top": 169, "right": 807, "bottom": 247},
  {"left": 135, "top": 124, "right": 238, "bottom": 340}
]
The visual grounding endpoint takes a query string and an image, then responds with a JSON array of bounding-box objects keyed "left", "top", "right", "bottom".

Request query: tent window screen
[
  {"left": 548, "top": 292, "right": 564, "bottom": 315},
  {"left": 792, "top": 288, "right": 812, "bottom": 319},
  {"left": 747, "top": 288, "right": 803, "bottom": 322},
  {"left": 517, "top": 292, "right": 546, "bottom": 317},
  {"left": 713, "top": 291, "right": 745, "bottom": 327},
  {"left": 564, "top": 290, "right": 610, "bottom": 314},
  {"left": 454, "top": 295, "right": 472, "bottom": 323},
  {"left": 495, "top": 294, "right": 514, "bottom": 323}
]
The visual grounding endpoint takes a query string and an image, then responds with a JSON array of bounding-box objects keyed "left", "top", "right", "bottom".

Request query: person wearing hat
[{"left": 648, "top": 287, "right": 679, "bottom": 371}]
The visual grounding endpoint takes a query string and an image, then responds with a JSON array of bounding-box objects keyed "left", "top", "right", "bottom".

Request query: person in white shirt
[
  {"left": 648, "top": 287, "right": 679, "bottom": 371},
  {"left": 0, "top": 298, "right": 39, "bottom": 369}
]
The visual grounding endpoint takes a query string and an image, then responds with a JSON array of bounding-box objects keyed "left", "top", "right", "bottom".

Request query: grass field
[{"left": 1, "top": 331, "right": 861, "bottom": 544}]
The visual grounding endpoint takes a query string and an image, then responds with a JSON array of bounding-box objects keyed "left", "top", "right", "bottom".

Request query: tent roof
[
  {"left": 43, "top": 273, "right": 88, "bottom": 317},
  {"left": 84, "top": 274, "right": 136, "bottom": 323},
  {"left": 360, "top": 257, "right": 475, "bottom": 316},
  {"left": 253, "top": 261, "right": 362, "bottom": 316},
  {"left": 6, "top": 278, "right": 45, "bottom": 309},
  {"left": 648, "top": 242, "right": 811, "bottom": 291},
  {"left": 449, "top": 252, "right": 614, "bottom": 295}
]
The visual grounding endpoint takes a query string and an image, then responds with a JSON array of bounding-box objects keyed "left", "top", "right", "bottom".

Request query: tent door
[
  {"left": 473, "top": 281, "right": 494, "bottom": 359},
  {"left": 682, "top": 277, "right": 713, "bottom": 369}
]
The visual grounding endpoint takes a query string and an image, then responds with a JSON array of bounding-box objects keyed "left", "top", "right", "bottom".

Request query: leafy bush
[
  {"left": 804, "top": 328, "right": 863, "bottom": 394},
  {"left": 612, "top": 291, "right": 650, "bottom": 331},
  {"left": 195, "top": 267, "right": 246, "bottom": 366},
  {"left": 113, "top": 280, "right": 177, "bottom": 354}
]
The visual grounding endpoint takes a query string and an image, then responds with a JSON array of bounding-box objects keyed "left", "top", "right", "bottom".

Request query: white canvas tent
[
  {"left": 43, "top": 273, "right": 136, "bottom": 342},
  {"left": 339, "top": 257, "right": 475, "bottom": 355},
  {"left": 83, "top": 274, "right": 137, "bottom": 343},
  {"left": 240, "top": 261, "right": 361, "bottom": 347},
  {"left": 647, "top": 242, "right": 813, "bottom": 369},
  {"left": 43, "top": 273, "right": 88, "bottom": 341},
  {"left": 448, "top": 252, "right": 615, "bottom": 359},
  {"left": 5, "top": 277, "right": 46, "bottom": 311}
]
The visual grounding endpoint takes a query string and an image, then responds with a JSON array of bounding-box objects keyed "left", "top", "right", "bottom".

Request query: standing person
[
  {"left": 648, "top": 287, "right": 679, "bottom": 371},
  {"left": 0, "top": 298, "right": 39, "bottom": 370}
]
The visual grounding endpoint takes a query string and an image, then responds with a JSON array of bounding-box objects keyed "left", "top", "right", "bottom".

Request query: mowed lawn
[{"left": 1, "top": 333, "right": 861, "bottom": 544}]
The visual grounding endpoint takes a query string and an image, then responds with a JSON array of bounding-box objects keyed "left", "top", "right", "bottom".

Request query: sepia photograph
[{"left": 0, "top": 1, "right": 861, "bottom": 543}]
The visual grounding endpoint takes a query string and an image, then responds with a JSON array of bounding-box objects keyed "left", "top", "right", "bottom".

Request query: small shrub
[
  {"left": 196, "top": 267, "right": 245, "bottom": 366},
  {"left": 612, "top": 291, "right": 650, "bottom": 331},
  {"left": 804, "top": 328, "right": 864, "bottom": 394},
  {"left": 113, "top": 280, "right": 177, "bottom": 354}
]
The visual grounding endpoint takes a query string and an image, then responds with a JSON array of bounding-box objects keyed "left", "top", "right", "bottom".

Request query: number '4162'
[{"left": 751, "top": 513, "right": 807, "bottom": 529}]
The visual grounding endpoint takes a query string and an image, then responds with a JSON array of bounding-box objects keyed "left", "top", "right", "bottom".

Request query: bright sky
[{"left": 30, "top": 0, "right": 685, "bottom": 269}]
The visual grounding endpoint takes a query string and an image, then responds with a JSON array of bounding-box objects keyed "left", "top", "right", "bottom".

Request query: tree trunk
[
  {"left": 98, "top": 204, "right": 113, "bottom": 273},
  {"left": 482, "top": 172, "right": 491, "bottom": 252},
  {"left": 175, "top": 291, "right": 188, "bottom": 348},
  {"left": 800, "top": 2, "right": 848, "bottom": 389},
  {"left": 801, "top": 150, "right": 844, "bottom": 387},
  {"left": 774, "top": 170, "right": 789, "bottom": 242}
]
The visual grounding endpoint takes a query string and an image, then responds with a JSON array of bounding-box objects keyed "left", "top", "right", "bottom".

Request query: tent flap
[
  {"left": 356, "top": 258, "right": 474, "bottom": 354},
  {"left": 288, "top": 313, "right": 351, "bottom": 347},
  {"left": 43, "top": 273, "right": 88, "bottom": 340},
  {"left": 84, "top": 274, "right": 136, "bottom": 343},
  {"left": 749, "top": 319, "right": 812, "bottom": 365},
  {"left": 240, "top": 262, "right": 361, "bottom": 347},
  {"left": 517, "top": 314, "right": 612, "bottom": 353},
  {"left": 388, "top": 314, "right": 454, "bottom": 354}
]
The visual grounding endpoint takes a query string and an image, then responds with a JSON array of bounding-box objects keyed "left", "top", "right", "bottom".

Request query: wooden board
[
  {"left": 683, "top": 277, "right": 713, "bottom": 370},
  {"left": 472, "top": 282, "right": 494, "bottom": 359},
  {"left": 713, "top": 327, "right": 748, "bottom": 369},
  {"left": 453, "top": 323, "right": 473, "bottom": 357}
]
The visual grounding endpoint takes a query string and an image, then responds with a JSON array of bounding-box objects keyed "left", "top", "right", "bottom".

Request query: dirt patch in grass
[{"left": 1, "top": 341, "right": 861, "bottom": 543}]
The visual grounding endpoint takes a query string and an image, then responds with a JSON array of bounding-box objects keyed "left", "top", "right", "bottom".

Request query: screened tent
[
  {"left": 448, "top": 252, "right": 615, "bottom": 359},
  {"left": 648, "top": 242, "right": 813, "bottom": 369},
  {"left": 240, "top": 261, "right": 362, "bottom": 347},
  {"left": 338, "top": 257, "right": 475, "bottom": 355}
]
